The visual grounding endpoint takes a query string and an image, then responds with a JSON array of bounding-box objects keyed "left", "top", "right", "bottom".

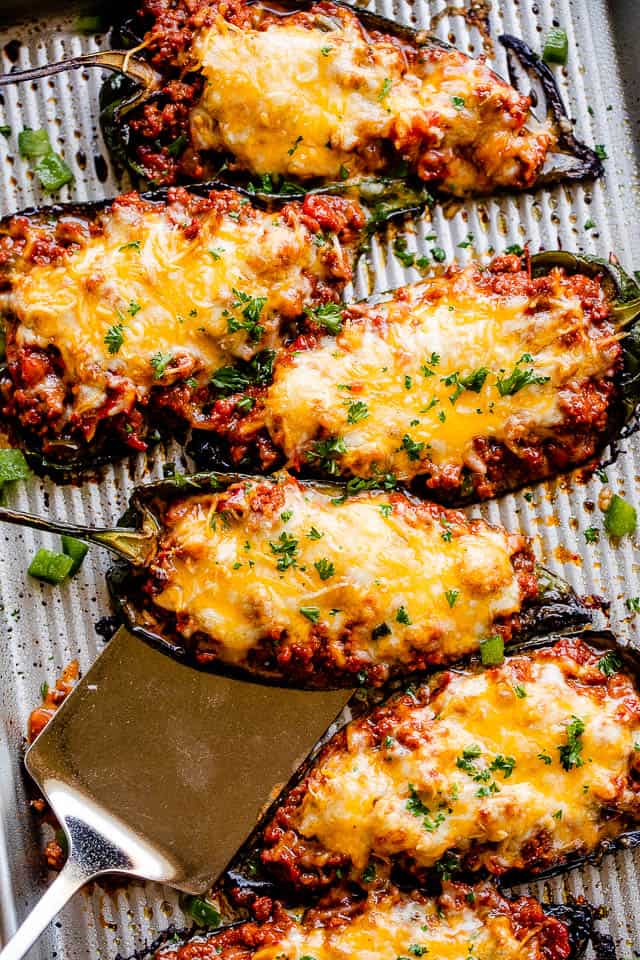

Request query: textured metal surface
[{"left": 0, "top": 0, "right": 638, "bottom": 958}]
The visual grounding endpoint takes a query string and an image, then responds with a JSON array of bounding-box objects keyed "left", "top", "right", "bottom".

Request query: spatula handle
[{"left": 0, "top": 858, "right": 93, "bottom": 960}]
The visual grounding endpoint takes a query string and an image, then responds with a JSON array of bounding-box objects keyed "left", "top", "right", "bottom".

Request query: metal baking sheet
[{"left": 0, "top": 0, "right": 639, "bottom": 957}]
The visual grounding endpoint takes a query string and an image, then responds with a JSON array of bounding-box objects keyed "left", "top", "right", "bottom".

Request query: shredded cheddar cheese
[
  {"left": 149, "top": 475, "right": 527, "bottom": 671},
  {"left": 287, "top": 648, "right": 640, "bottom": 875},
  {"left": 249, "top": 889, "right": 538, "bottom": 960},
  {"left": 188, "top": 10, "right": 553, "bottom": 192},
  {"left": 265, "top": 266, "right": 617, "bottom": 483},
  {"left": 9, "top": 199, "right": 340, "bottom": 411}
]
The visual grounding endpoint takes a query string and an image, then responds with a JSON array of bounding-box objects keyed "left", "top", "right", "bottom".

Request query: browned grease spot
[
  {"left": 428, "top": 1, "right": 493, "bottom": 55},
  {"left": 554, "top": 545, "right": 582, "bottom": 566}
]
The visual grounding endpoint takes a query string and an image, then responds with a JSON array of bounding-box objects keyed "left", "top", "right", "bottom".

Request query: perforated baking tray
[{"left": 0, "top": 0, "right": 639, "bottom": 957}]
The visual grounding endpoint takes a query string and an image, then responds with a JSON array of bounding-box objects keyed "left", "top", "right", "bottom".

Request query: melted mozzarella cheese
[
  {"left": 248, "top": 889, "right": 538, "bottom": 960},
  {"left": 10, "top": 201, "right": 334, "bottom": 410},
  {"left": 152, "top": 476, "right": 525, "bottom": 666},
  {"left": 188, "top": 15, "right": 552, "bottom": 190},
  {"left": 265, "top": 268, "right": 617, "bottom": 482},
  {"left": 293, "top": 655, "right": 640, "bottom": 872}
]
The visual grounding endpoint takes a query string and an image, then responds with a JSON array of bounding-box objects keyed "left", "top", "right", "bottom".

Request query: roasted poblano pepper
[
  {"left": 99, "top": 0, "right": 603, "bottom": 201},
  {"left": 190, "top": 252, "right": 640, "bottom": 505},
  {"left": 0, "top": 470, "right": 590, "bottom": 687}
]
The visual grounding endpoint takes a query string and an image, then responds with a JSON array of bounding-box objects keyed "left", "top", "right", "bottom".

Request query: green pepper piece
[
  {"left": 28, "top": 549, "right": 74, "bottom": 585},
  {"left": 180, "top": 895, "right": 221, "bottom": 927},
  {"left": 542, "top": 28, "right": 568, "bottom": 64},
  {"left": 73, "top": 14, "right": 105, "bottom": 33},
  {"left": 604, "top": 494, "right": 637, "bottom": 538},
  {"left": 34, "top": 152, "right": 74, "bottom": 192},
  {"left": 0, "top": 449, "right": 31, "bottom": 485},
  {"left": 480, "top": 635, "right": 504, "bottom": 666},
  {"left": 18, "top": 128, "right": 51, "bottom": 158},
  {"left": 61, "top": 536, "right": 89, "bottom": 576}
]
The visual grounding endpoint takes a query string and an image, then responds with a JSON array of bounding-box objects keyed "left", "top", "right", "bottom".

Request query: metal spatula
[{"left": 0, "top": 628, "right": 351, "bottom": 960}]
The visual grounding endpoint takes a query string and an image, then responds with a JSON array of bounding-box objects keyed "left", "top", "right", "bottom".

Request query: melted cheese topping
[
  {"left": 249, "top": 890, "right": 538, "bottom": 960},
  {"left": 151, "top": 477, "right": 526, "bottom": 668},
  {"left": 265, "top": 268, "right": 617, "bottom": 483},
  {"left": 9, "top": 201, "right": 336, "bottom": 415},
  {"left": 188, "top": 14, "right": 551, "bottom": 191},
  {"left": 293, "top": 653, "right": 640, "bottom": 873}
]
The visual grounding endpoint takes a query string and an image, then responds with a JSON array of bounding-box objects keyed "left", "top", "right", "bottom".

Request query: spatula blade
[{"left": 26, "top": 627, "right": 352, "bottom": 893}]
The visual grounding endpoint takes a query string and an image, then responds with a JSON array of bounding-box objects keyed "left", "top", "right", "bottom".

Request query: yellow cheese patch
[
  {"left": 9, "top": 200, "right": 337, "bottom": 413},
  {"left": 151, "top": 475, "right": 526, "bottom": 668},
  {"left": 189, "top": 15, "right": 551, "bottom": 191},
  {"left": 250, "top": 888, "right": 536, "bottom": 960},
  {"left": 294, "top": 654, "right": 640, "bottom": 872},
  {"left": 265, "top": 267, "right": 617, "bottom": 482}
]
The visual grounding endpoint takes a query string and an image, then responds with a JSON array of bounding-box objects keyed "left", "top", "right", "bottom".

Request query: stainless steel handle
[{"left": 0, "top": 858, "right": 94, "bottom": 960}]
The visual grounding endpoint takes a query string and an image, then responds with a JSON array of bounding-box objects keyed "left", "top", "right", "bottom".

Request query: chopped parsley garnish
[
  {"left": 409, "top": 946, "right": 427, "bottom": 957},
  {"left": 406, "top": 784, "right": 446, "bottom": 833},
  {"left": 445, "top": 589, "right": 459, "bottom": 608},
  {"left": 552, "top": 809, "right": 563, "bottom": 820},
  {"left": 379, "top": 504, "right": 393, "bottom": 517},
  {"left": 595, "top": 144, "right": 608, "bottom": 161},
  {"left": 269, "top": 531, "right": 299, "bottom": 570},
  {"left": 431, "top": 246, "right": 446, "bottom": 262},
  {"left": 167, "top": 133, "right": 188, "bottom": 157},
  {"left": 557, "top": 715, "right": 585, "bottom": 771},
  {"left": 287, "top": 135, "right": 303, "bottom": 156},
  {"left": 314, "top": 558, "right": 335, "bottom": 581},
  {"left": 598, "top": 651, "right": 622, "bottom": 677},
  {"left": 396, "top": 605, "right": 411, "bottom": 625},
  {"left": 104, "top": 323, "right": 125, "bottom": 354},
  {"left": 305, "top": 302, "right": 343, "bottom": 334},
  {"left": 584, "top": 218, "right": 596, "bottom": 230},
  {"left": 421, "top": 352, "right": 440, "bottom": 375},
  {"left": 378, "top": 77, "right": 392, "bottom": 101},
  {"left": 441, "top": 367, "right": 489, "bottom": 403},
  {"left": 537, "top": 752, "right": 552, "bottom": 765},
  {"left": 626, "top": 597, "right": 640, "bottom": 613},
  {"left": 400, "top": 434, "right": 425, "bottom": 461},
  {"left": 119, "top": 240, "right": 141, "bottom": 252},
  {"left": 490, "top": 754, "right": 516, "bottom": 779},
  {"left": 451, "top": 95, "right": 465, "bottom": 109},
  {"left": 362, "top": 862, "right": 376, "bottom": 883},
  {"left": 339, "top": 164, "right": 350, "bottom": 180},
  {"left": 128, "top": 301, "right": 141, "bottom": 316},
  {"left": 584, "top": 526, "right": 600, "bottom": 544},
  {"left": 210, "top": 350, "right": 276, "bottom": 394},
  {"left": 435, "top": 852, "right": 460, "bottom": 880},
  {"left": 236, "top": 395, "right": 255, "bottom": 412},
  {"left": 514, "top": 684, "right": 527, "bottom": 699},
  {"left": 227, "top": 289, "right": 267, "bottom": 342},
  {"left": 347, "top": 400, "right": 369, "bottom": 424},
  {"left": 404, "top": 375, "right": 412, "bottom": 391},
  {"left": 209, "top": 247, "right": 224, "bottom": 260},
  {"left": 393, "top": 235, "right": 416, "bottom": 268},
  {"left": 440, "top": 519, "right": 452, "bottom": 543},
  {"left": 280, "top": 510, "right": 293, "bottom": 522},
  {"left": 504, "top": 243, "right": 524, "bottom": 256},
  {"left": 304, "top": 435, "right": 347, "bottom": 475},
  {"left": 300, "top": 605, "right": 320, "bottom": 623},
  {"left": 496, "top": 356, "right": 549, "bottom": 396},
  {"left": 307, "top": 527, "right": 323, "bottom": 540},
  {"left": 458, "top": 232, "right": 474, "bottom": 249},
  {"left": 320, "top": 45, "right": 332, "bottom": 56},
  {"left": 150, "top": 351, "right": 173, "bottom": 378}
]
